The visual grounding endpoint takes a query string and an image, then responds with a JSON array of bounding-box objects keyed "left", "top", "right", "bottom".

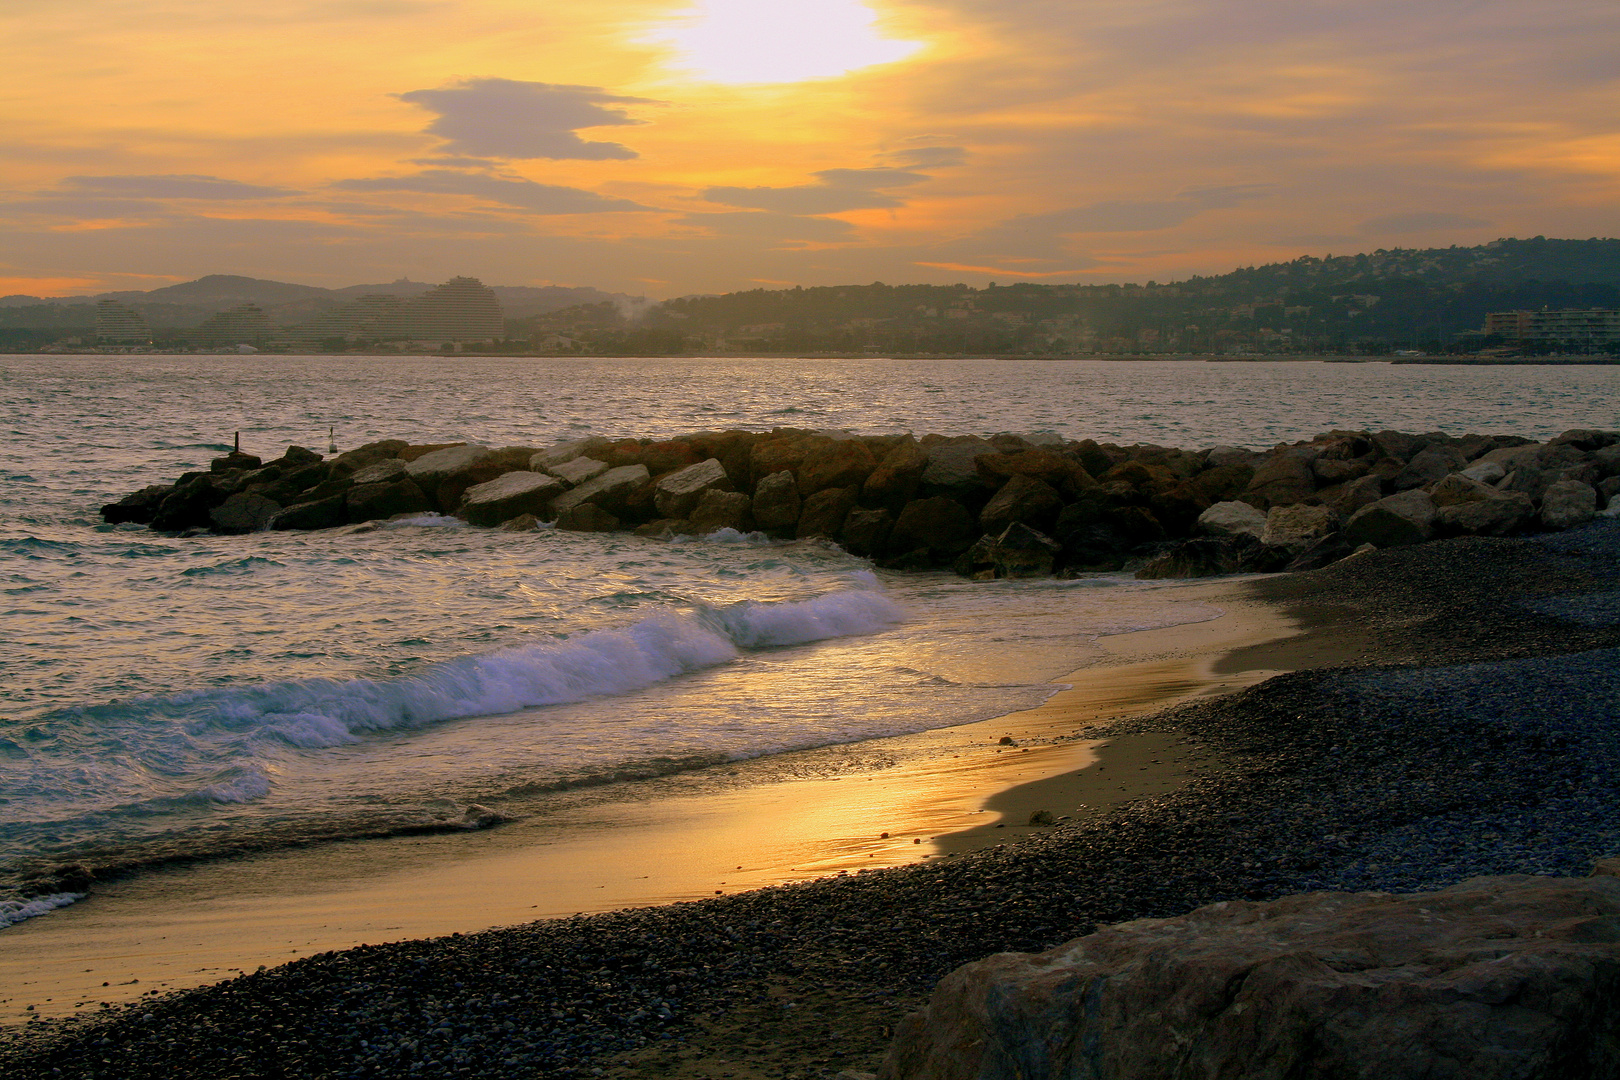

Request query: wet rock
[
  {"left": 962, "top": 522, "right": 1061, "bottom": 579},
  {"left": 270, "top": 445, "right": 324, "bottom": 470},
  {"left": 749, "top": 430, "right": 826, "bottom": 484},
  {"left": 890, "top": 497, "right": 977, "bottom": 562},
  {"left": 797, "top": 487, "right": 857, "bottom": 541},
  {"left": 210, "top": 450, "right": 262, "bottom": 473},
  {"left": 551, "top": 464, "right": 652, "bottom": 519},
  {"left": 269, "top": 494, "right": 348, "bottom": 531},
  {"left": 1260, "top": 504, "right": 1338, "bottom": 553},
  {"left": 881, "top": 875, "right": 1620, "bottom": 1080},
  {"left": 841, "top": 508, "right": 894, "bottom": 557},
  {"left": 1195, "top": 500, "right": 1268, "bottom": 540},
  {"left": 208, "top": 492, "right": 281, "bottom": 534},
  {"left": 1540, "top": 480, "right": 1599, "bottom": 531},
  {"left": 1134, "top": 534, "right": 1283, "bottom": 579},
  {"left": 688, "top": 489, "right": 753, "bottom": 534},
  {"left": 327, "top": 439, "right": 408, "bottom": 477},
  {"left": 462, "top": 472, "right": 566, "bottom": 527},
  {"left": 101, "top": 484, "right": 174, "bottom": 525},
  {"left": 654, "top": 458, "right": 733, "bottom": 519},
  {"left": 496, "top": 513, "right": 542, "bottom": 532},
  {"left": 556, "top": 503, "right": 621, "bottom": 532},
  {"left": 539, "top": 456, "right": 604, "bottom": 488},
  {"left": 1243, "top": 448, "right": 1316, "bottom": 509},
  {"left": 346, "top": 478, "right": 433, "bottom": 523},
  {"left": 752, "top": 470, "right": 803, "bottom": 532},
  {"left": 1343, "top": 489, "right": 1437, "bottom": 548},
  {"left": 978, "top": 474, "right": 1064, "bottom": 537},
  {"left": 151, "top": 473, "right": 230, "bottom": 531}
]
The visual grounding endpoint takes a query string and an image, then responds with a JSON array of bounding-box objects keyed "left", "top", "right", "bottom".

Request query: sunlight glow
[{"left": 655, "top": 0, "right": 922, "bottom": 84}]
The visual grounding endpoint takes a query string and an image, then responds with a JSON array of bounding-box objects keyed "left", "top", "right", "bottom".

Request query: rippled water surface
[{"left": 2, "top": 354, "right": 1616, "bottom": 924}]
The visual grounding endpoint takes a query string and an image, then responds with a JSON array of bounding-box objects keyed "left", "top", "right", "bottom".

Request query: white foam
[
  {"left": 0, "top": 891, "right": 85, "bottom": 930},
  {"left": 162, "top": 586, "right": 905, "bottom": 753}
]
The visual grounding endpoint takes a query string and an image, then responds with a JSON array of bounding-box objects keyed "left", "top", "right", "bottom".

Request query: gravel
[{"left": 4, "top": 522, "right": 1619, "bottom": 1079}]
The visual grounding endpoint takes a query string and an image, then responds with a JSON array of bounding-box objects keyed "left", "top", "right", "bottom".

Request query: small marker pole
[{"left": 234, "top": 431, "right": 240, "bottom": 453}]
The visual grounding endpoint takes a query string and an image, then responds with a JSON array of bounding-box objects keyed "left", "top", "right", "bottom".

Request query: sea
[{"left": 3, "top": 354, "right": 1618, "bottom": 928}]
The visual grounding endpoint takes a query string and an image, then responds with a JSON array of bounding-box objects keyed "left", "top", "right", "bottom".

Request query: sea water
[{"left": 3, "top": 355, "right": 1617, "bottom": 926}]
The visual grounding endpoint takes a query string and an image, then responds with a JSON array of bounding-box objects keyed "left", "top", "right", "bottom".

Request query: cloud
[
  {"left": 1360, "top": 211, "right": 1491, "bottom": 234},
  {"left": 396, "top": 79, "right": 655, "bottom": 160},
  {"left": 884, "top": 146, "right": 968, "bottom": 169},
  {"left": 333, "top": 169, "right": 654, "bottom": 213},
  {"left": 56, "top": 174, "right": 298, "bottom": 199},
  {"left": 703, "top": 167, "right": 930, "bottom": 214},
  {"left": 677, "top": 212, "right": 857, "bottom": 241}
]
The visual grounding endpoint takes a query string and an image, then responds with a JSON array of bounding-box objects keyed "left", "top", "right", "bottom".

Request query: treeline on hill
[{"left": 503, "top": 237, "right": 1620, "bottom": 356}]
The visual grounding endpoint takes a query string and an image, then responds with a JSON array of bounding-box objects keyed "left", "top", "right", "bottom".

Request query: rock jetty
[{"left": 100, "top": 427, "right": 1620, "bottom": 578}]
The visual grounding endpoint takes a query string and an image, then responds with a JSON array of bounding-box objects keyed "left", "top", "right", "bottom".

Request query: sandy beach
[
  {"left": 3, "top": 524, "right": 1619, "bottom": 1079},
  {"left": 0, "top": 577, "right": 1300, "bottom": 1025}
]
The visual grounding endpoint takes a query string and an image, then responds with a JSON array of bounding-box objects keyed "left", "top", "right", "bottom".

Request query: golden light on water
[{"left": 652, "top": 0, "right": 922, "bottom": 84}]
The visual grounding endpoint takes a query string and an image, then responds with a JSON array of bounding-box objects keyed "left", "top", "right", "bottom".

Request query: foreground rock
[{"left": 882, "top": 874, "right": 1620, "bottom": 1080}]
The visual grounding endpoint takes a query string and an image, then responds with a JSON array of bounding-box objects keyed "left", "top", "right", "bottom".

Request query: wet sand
[{"left": 0, "top": 579, "right": 1309, "bottom": 1025}]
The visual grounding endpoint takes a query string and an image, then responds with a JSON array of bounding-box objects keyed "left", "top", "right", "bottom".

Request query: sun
[{"left": 653, "top": 0, "right": 922, "bottom": 85}]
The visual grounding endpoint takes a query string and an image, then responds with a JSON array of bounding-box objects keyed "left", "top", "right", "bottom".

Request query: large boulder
[
  {"left": 956, "top": 523, "right": 1061, "bottom": 579},
  {"left": 348, "top": 459, "right": 409, "bottom": 486},
  {"left": 555, "top": 504, "right": 620, "bottom": 532},
  {"left": 880, "top": 874, "right": 1620, "bottom": 1080},
  {"left": 919, "top": 437, "right": 997, "bottom": 505},
  {"left": 889, "top": 497, "right": 977, "bottom": 561},
  {"left": 1343, "top": 489, "right": 1437, "bottom": 548},
  {"left": 751, "top": 470, "right": 803, "bottom": 532},
  {"left": 550, "top": 464, "right": 651, "bottom": 519},
  {"left": 1460, "top": 459, "right": 1508, "bottom": 485},
  {"left": 688, "top": 489, "right": 753, "bottom": 534},
  {"left": 1540, "top": 480, "right": 1599, "bottom": 531},
  {"left": 1394, "top": 445, "right": 1469, "bottom": 491},
  {"left": 654, "top": 458, "right": 733, "bottom": 519},
  {"left": 327, "top": 439, "right": 408, "bottom": 477},
  {"left": 1196, "top": 500, "right": 1268, "bottom": 540},
  {"left": 346, "top": 478, "right": 433, "bottom": 523},
  {"left": 530, "top": 438, "right": 611, "bottom": 470},
  {"left": 101, "top": 484, "right": 175, "bottom": 525},
  {"left": 975, "top": 449, "right": 1096, "bottom": 499},
  {"left": 268, "top": 494, "right": 347, "bottom": 531},
  {"left": 208, "top": 492, "right": 280, "bottom": 534},
  {"left": 1134, "top": 535, "right": 1285, "bottom": 579},
  {"left": 1317, "top": 473, "right": 1385, "bottom": 518},
  {"left": 1260, "top": 503, "right": 1338, "bottom": 553},
  {"left": 404, "top": 443, "right": 490, "bottom": 483},
  {"left": 797, "top": 487, "right": 857, "bottom": 540},
  {"left": 979, "top": 474, "right": 1064, "bottom": 537},
  {"left": 1429, "top": 472, "right": 1498, "bottom": 508},
  {"left": 1243, "top": 448, "right": 1316, "bottom": 509},
  {"left": 841, "top": 508, "right": 894, "bottom": 557},
  {"left": 150, "top": 473, "right": 230, "bottom": 531},
  {"left": 461, "top": 472, "right": 565, "bottom": 527},
  {"left": 862, "top": 439, "right": 929, "bottom": 511},
  {"left": 1436, "top": 491, "right": 1535, "bottom": 537},
  {"left": 545, "top": 456, "right": 610, "bottom": 487},
  {"left": 797, "top": 438, "right": 877, "bottom": 496}
]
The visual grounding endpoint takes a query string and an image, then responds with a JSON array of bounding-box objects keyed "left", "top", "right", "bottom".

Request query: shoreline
[
  {"left": 4, "top": 525, "right": 1619, "bottom": 1079},
  {"left": 0, "top": 579, "right": 1302, "bottom": 1026}
]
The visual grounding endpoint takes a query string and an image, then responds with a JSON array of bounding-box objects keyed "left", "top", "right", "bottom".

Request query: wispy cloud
[
  {"left": 703, "top": 167, "right": 930, "bottom": 214},
  {"left": 333, "top": 169, "right": 654, "bottom": 213},
  {"left": 57, "top": 174, "right": 298, "bottom": 200}
]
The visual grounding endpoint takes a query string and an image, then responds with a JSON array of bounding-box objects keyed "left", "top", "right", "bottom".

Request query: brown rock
[
  {"left": 841, "top": 508, "right": 894, "bottom": 557},
  {"left": 208, "top": 492, "right": 281, "bottom": 534},
  {"left": 1318, "top": 473, "right": 1385, "bottom": 518},
  {"left": 639, "top": 440, "right": 701, "bottom": 476},
  {"left": 979, "top": 474, "right": 1064, "bottom": 537},
  {"left": 688, "top": 489, "right": 753, "bottom": 534},
  {"left": 798, "top": 438, "right": 877, "bottom": 496},
  {"left": 550, "top": 464, "right": 651, "bottom": 519},
  {"left": 1186, "top": 462, "right": 1254, "bottom": 504},
  {"left": 797, "top": 487, "right": 857, "bottom": 540},
  {"left": 328, "top": 439, "right": 409, "bottom": 477},
  {"left": 268, "top": 494, "right": 347, "bottom": 531},
  {"left": 654, "top": 458, "right": 733, "bottom": 519},
  {"left": 751, "top": 470, "right": 802, "bottom": 532},
  {"left": 1311, "top": 456, "right": 1370, "bottom": 485},
  {"left": 1394, "top": 445, "right": 1468, "bottom": 491},
  {"left": 862, "top": 439, "right": 929, "bottom": 511},
  {"left": 1435, "top": 491, "right": 1534, "bottom": 536},
  {"left": 1260, "top": 503, "right": 1338, "bottom": 553},
  {"left": 1343, "top": 489, "right": 1437, "bottom": 548},
  {"left": 1134, "top": 534, "right": 1281, "bottom": 579},
  {"left": 460, "top": 472, "right": 565, "bottom": 526},
  {"left": 555, "top": 503, "right": 621, "bottom": 532},
  {"left": 919, "top": 437, "right": 997, "bottom": 504},
  {"left": 881, "top": 874, "right": 1620, "bottom": 1080},
  {"left": 975, "top": 449, "right": 1096, "bottom": 498},
  {"left": 1430, "top": 473, "right": 1498, "bottom": 507},
  {"left": 890, "top": 497, "right": 977, "bottom": 559},
  {"left": 101, "top": 484, "right": 175, "bottom": 525},
  {"left": 346, "top": 478, "right": 432, "bottom": 523},
  {"left": 1243, "top": 448, "right": 1316, "bottom": 509}
]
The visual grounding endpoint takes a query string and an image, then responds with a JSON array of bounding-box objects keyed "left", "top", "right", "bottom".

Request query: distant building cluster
[
  {"left": 1484, "top": 308, "right": 1620, "bottom": 342},
  {"left": 296, "top": 276, "right": 504, "bottom": 345},
  {"left": 94, "top": 299, "right": 150, "bottom": 343}
]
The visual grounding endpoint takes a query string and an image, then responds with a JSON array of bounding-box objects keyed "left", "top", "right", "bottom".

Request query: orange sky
[{"left": 1, "top": 0, "right": 1616, "bottom": 297}]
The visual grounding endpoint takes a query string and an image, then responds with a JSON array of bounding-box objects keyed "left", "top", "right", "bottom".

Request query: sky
[{"left": 1, "top": 0, "right": 1616, "bottom": 298}]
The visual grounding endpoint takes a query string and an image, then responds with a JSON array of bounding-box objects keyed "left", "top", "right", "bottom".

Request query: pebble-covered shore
[{"left": 3, "top": 523, "right": 1619, "bottom": 1079}]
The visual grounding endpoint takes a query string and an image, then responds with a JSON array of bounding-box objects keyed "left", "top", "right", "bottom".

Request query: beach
[{"left": 4, "top": 521, "right": 1617, "bottom": 1078}]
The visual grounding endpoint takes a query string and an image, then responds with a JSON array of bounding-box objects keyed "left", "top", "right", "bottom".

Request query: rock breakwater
[{"left": 101, "top": 426, "right": 1620, "bottom": 578}]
